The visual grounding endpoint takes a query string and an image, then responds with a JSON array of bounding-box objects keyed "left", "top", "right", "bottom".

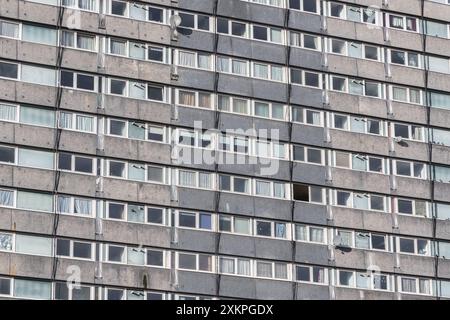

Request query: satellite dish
[{"left": 170, "top": 15, "right": 182, "bottom": 30}]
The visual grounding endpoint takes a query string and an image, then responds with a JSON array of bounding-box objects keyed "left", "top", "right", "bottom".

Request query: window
[
  {"left": 255, "top": 220, "right": 287, "bottom": 239},
  {"left": 61, "top": 71, "right": 96, "bottom": 91},
  {"left": 0, "top": 61, "right": 18, "bottom": 79},
  {"left": 290, "top": 69, "right": 321, "bottom": 88},
  {"left": 56, "top": 239, "right": 92, "bottom": 259},
  {"left": 396, "top": 198, "right": 428, "bottom": 217},
  {"left": 17, "top": 191, "right": 53, "bottom": 212},
  {"left": 107, "top": 245, "right": 125, "bottom": 263},
  {"left": 0, "top": 20, "right": 19, "bottom": 38},
  {"left": 15, "top": 234, "right": 52, "bottom": 256},
  {"left": 295, "top": 225, "right": 325, "bottom": 243},
  {"left": 0, "top": 232, "right": 12, "bottom": 251},
  {"left": 147, "top": 249, "right": 164, "bottom": 267},
  {"left": 62, "top": 31, "right": 96, "bottom": 51},
  {"left": 394, "top": 160, "right": 426, "bottom": 179},
  {"left": 54, "top": 282, "right": 92, "bottom": 300},
  {"left": 178, "top": 211, "right": 212, "bottom": 230},
  {"left": 219, "top": 215, "right": 251, "bottom": 235},
  {"left": 397, "top": 237, "right": 429, "bottom": 255},
  {"left": 14, "top": 279, "right": 51, "bottom": 299},
  {"left": 177, "top": 253, "right": 212, "bottom": 272},
  {"left": 293, "top": 184, "right": 323, "bottom": 203},
  {"left": 57, "top": 196, "right": 93, "bottom": 216},
  {"left": 296, "top": 265, "right": 326, "bottom": 284},
  {"left": 22, "top": 24, "right": 57, "bottom": 45},
  {"left": 58, "top": 153, "right": 94, "bottom": 174},
  {"left": 388, "top": 15, "right": 418, "bottom": 32}
]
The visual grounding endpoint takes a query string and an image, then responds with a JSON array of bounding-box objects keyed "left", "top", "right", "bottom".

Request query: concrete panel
[
  {"left": 390, "top": 101, "right": 428, "bottom": 125},
  {"left": 290, "top": 48, "right": 324, "bottom": 71},
  {"left": 430, "top": 107, "right": 450, "bottom": 129},
  {"left": 217, "top": 0, "right": 284, "bottom": 27},
  {"left": 428, "top": 72, "right": 450, "bottom": 93},
  {"left": 16, "top": 82, "right": 55, "bottom": 107},
  {"left": 434, "top": 182, "right": 450, "bottom": 203},
  {"left": 56, "top": 215, "right": 96, "bottom": 240},
  {"left": 12, "top": 166, "right": 55, "bottom": 192},
  {"left": 103, "top": 95, "right": 172, "bottom": 125},
  {"left": 387, "top": 29, "right": 423, "bottom": 52},
  {"left": 398, "top": 255, "right": 435, "bottom": 277},
  {"left": 295, "top": 242, "right": 329, "bottom": 265},
  {"left": 6, "top": 253, "right": 53, "bottom": 279},
  {"left": 438, "top": 260, "right": 450, "bottom": 279},
  {"left": 330, "top": 168, "right": 391, "bottom": 195},
  {"left": 101, "top": 220, "right": 171, "bottom": 248},
  {"left": 396, "top": 215, "right": 434, "bottom": 239},
  {"left": 60, "top": 89, "right": 98, "bottom": 114},
  {"left": 291, "top": 124, "right": 327, "bottom": 147},
  {"left": 217, "top": 74, "right": 288, "bottom": 104},
  {"left": 328, "top": 55, "right": 386, "bottom": 83},
  {"left": 426, "top": 36, "right": 450, "bottom": 58},
  {"left": 57, "top": 172, "right": 97, "bottom": 197},
  {"left": 329, "top": 130, "right": 390, "bottom": 157},
  {"left": 59, "top": 130, "right": 97, "bottom": 155},
  {"left": 171, "top": 105, "right": 216, "bottom": 129},
  {"left": 0, "top": 0, "right": 19, "bottom": 19},
  {"left": 177, "top": 271, "right": 217, "bottom": 296},
  {"left": 218, "top": 192, "right": 292, "bottom": 220},
  {"left": 392, "top": 140, "right": 429, "bottom": 162},
  {"left": 424, "top": 1, "right": 450, "bottom": 24},
  {"left": 295, "top": 283, "right": 329, "bottom": 300},
  {"left": 394, "top": 177, "right": 431, "bottom": 200},
  {"left": 62, "top": 49, "right": 98, "bottom": 73},
  {"left": 19, "top": 0, "right": 57, "bottom": 26},
  {"left": 293, "top": 201, "right": 328, "bottom": 226},
  {"left": 289, "top": 11, "right": 323, "bottom": 34},
  {"left": 54, "top": 258, "right": 96, "bottom": 284},
  {"left": 13, "top": 123, "right": 55, "bottom": 149},
  {"left": 436, "top": 220, "right": 450, "bottom": 241},
  {"left": 332, "top": 206, "right": 393, "bottom": 233},
  {"left": 101, "top": 263, "right": 172, "bottom": 291},
  {"left": 328, "top": 92, "right": 388, "bottom": 119},
  {"left": 334, "top": 249, "right": 396, "bottom": 273},
  {"left": 325, "top": 18, "right": 385, "bottom": 47},
  {"left": 292, "top": 162, "right": 327, "bottom": 186},
  {"left": 219, "top": 275, "right": 293, "bottom": 299},
  {"left": 177, "top": 188, "right": 216, "bottom": 212},
  {"left": 389, "top": 65, "right": 425, "bottom": 88},
  {"left": 290, "top": 86, "right": 323, "bottom": 108},
  {"left": 176, "top": 30, "right": 215, "bottom": 52},
  {"left": 334, "top": 287, "right": 395, "bottom": 300},
  {"left": 11, "top": 209, "right": 53, "bottom": 235},
  {"left": 217, "top": 36, "right": 286, "bottom": 65},
  {"left": 172, "top": 228, "right": 216, "bottom": 253},
  {"left": 179, "top": 0, "right": 215, "bottom": 14},
  {"left": 176, "top": 68, "right": 215, "bottom": 92}
]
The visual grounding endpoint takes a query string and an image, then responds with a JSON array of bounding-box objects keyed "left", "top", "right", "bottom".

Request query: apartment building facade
[{"left": 0, "top": 0, "right": 450, "bottom": 300}]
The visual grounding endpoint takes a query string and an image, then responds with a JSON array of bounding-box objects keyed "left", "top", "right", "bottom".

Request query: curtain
[
  {"left": 76, "top": 115, "right": 93, "bottom": 132},
  {"left": 275, "top": 223, "right": 286, "bottom": 238},
  {"left": 14, "top": 279, "right": 52, "bottom": 299},
  {"left": 290, "top": 32, "right": 301, "bottom": 47},
  {"left": 217, "top": 57, "right": 229, "bottom": 72},
  {"left": 0, "top": 21, "right": 19, "bottom": 38},
  {"left": 21, "top": 65, "right": 56, "bottom": 86},
  {"left": 419, "top": 280, "right": 430, "bottom": 294},
  {"left": 20, "top": 106, "right": 55, "bottom": 127},
  {"left": 0, "top": 233, "right": 12, "bottom": 250},
  {"left": 373, "top": 275, "right": 387, "bottom": 290},
  {"left": 15, "top": 234, "right": 52, "bottom": 256},
  {"left": 74, "top": 198, "right": 91, "bottom": 215},
  {"left": 270, "top": 29, "right": 282, "bottom": 43},
  {"left": 78, "top": 0, "right": 96, "bottom": 11},
  {"left": 255, "top": 102, "right": 270, "bottom": 117},
  {"left": 436, "top": 203, "right": 450, "bottom": 220},
  {"left": 197, "top": 54, "right": 210, "bottom": 69},
  {"left": 271, "top": 66, "right": 283, "bottom": 81},
  {"left": 232, "top": 99, "right": 248, "bottom": 114},
  {"left": 199, "top": 173, "right": 211, "bottom": 189},
  {"left": 339, "top": 231, "right": 353, "bottom": 247},
  {"left": 409, "top": 89, "right": 421, "bottom": 104},
  {"left": 234, "top": 218, "right": 249, "bottom": 234},
  {"left": 352, "top": 155, "right": 367, "bottom": 171},
  {"left": 17, "top": 191, "right": 53, "bottom": 212},
  {"left": 401, "top": 278, "right": 416, "bottom": 293},
  {"left": 77, "top": 35, "right": 95, "bottom": 50},
  {"left": 429, "top": 56, "right": 450, "bottom": 73},
  {"left": 274, "top": 263, "right": 287, "bottom": 279},
  {"left": 0, "top": 189, "right": 13, "bottom": 206},
  {"left": 59, "top": 112, "right": 72, "bottom": 129},
  {"left": 179, "top": 51, "right": 196, "bottom": 67},
  {"left": 295, "top": 225, "right": 307, "bottom": 241},
  {"left": 18, "top": 149, "right": 54, "bottom": 170},
  {"left": 256, "top": 181, "right": 270, "bottom": 196},
  {"left": 292, "top": 107, "right": 303, "bottom": 123},
  {"left": 179, "top": 171, "right": 196, "bottom": 187},
  {"left": 198, "top": 93, "right": 211, "bottom": 108},
  {"left": 110, "top": 40, "right": 126, "bottom": 55},
  {"left": 232, "top": 60, "right": 247, "bottom": 75},
  {"left": 256, "top": 262, "right": 273, "bottom": 278},
  {"left": 22, "top": 25, "right": 56, "bottom": 45},
  {"left": 254, "top": 64, "right": 269, "bottom": 79},
  {"left": 273, "top": 183, "right": 285, "bottom": 198},
  {"left": 218, "top": 95, "right": 230, "bottom": 111},
  {"left": 0, "top": 103, "right": 16, "bottom": 121},
  {"left": 62, "top": 0, "right": 76, "bottom": 7},
  {"left": 392, "top": 87, "right": 407, "bottom": 101},
  {"left": 309, "top": 111, "right": 321, "bottom": 125},
  {"left": 237, "top": 259, "right": 251, "bottom": 276},
  {"left": 272, "top": 104, "right": 284, "bottom": 120},
  {"left": 312, "top": 267, "right": 324, "bottom": 283},
  {"left": 430, "top": 92, "right": 450, "bottom": 109},
  {"left": 426, "top": 21, "right": 447, "bottom": 37},
  {"left": 178, "top": 91, "right": 195, "bottom": 106},
  {"left": 220, "top": 258, "right": 235, "bottom": 274},
  {"left": 61, "top": 31, "right": 74, "bottom": 47},
  {"left": 310, "top": 228, "right": 323, "bottom": 243},
  {"left": 390, "top": 16, "right": 404, "bottom": 28},
  {"left": 256, "top": 141, "right": 270, "bottom": 158},
  {"left": 57, "top": 196, "right": 71, "bottom": 213}
]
